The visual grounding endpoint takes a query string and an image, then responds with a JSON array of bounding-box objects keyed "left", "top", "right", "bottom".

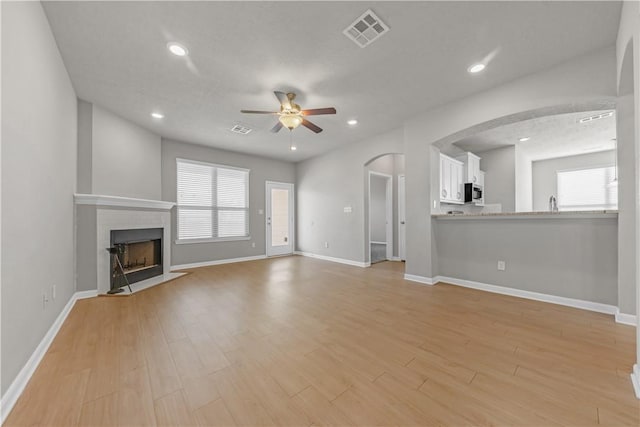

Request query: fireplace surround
[{"left": 75, "top": 194, "right": 178, "bottom": 294}]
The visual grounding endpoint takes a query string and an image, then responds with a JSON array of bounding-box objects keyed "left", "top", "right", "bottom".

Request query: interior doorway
[
  {"left": 369, "top": 171, "right": 392, "bottom": 264},
  {"left": 266, "top": 181, "right": 294, "bottom": 256},
  {"left": 364, "top": 153, "right": 406, "bottom": 266}
]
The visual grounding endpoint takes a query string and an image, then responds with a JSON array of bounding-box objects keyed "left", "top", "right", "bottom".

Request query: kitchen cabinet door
[
  {"left": 440, "top": 154, "right": 463, "bottom": 204},
  {"left": 455, "top": 162, "right": 464, "bottom": 201},
  {"left": 440, "top": 155, "right": 451, "bottom": 201},
  {"left": 468, "top": 155, "right": 480, "bottom": 184}
]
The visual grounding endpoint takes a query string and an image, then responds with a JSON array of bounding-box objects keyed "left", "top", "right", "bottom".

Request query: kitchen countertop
[{"left": 432, "top": 210, "right": 618, "bottom": 220}]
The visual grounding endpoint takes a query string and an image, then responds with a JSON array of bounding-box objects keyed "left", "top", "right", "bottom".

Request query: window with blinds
[
  {"left": 176, "top": 159, "right": 250, "bottom": 242},
  {"left": 557, "top": 166, "right": 618, "bottom": 211}
]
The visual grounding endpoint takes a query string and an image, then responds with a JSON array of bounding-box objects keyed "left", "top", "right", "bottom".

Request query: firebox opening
[
  {"left": 116, "top": 239, "right": 161, "bottom": 274},
  {"left": 110, "top": 228, "right": 163, "bottom": 288}
]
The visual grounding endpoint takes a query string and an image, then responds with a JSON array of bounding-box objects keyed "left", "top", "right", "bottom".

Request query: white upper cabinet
[
  {"left": 440, "top": 154, "right": 464, "bottom": 205},
  {"left": 456, "top": 152, "right": 482, "bottom": 184}
]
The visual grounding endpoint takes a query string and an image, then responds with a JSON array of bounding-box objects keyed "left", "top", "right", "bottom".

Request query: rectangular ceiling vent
[
  {"left": 230, "top": 124, "right": 252, "bottom": 135},
  {"left": 578, "top": 111, "right": 614, "bottom": 124},
  {"left": 343, "top": 9, "right": 389, "bottom": 48}
]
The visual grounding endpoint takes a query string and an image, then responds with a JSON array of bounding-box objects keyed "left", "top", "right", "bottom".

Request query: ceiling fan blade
[
  {"left": 301, "top": 107, "right": 336, "bottom": 116},
  {"left": 302, "top": 119, "right": 323, "bottom": 133},
  {"left": 274, "top": 91, "right": 291, "bottom": 109},
  {"left": 270, "top": 121, "right": 283, "bottom": 133},
  {"left": 240, "top": 110, "right": 278, "bottom": 114}
]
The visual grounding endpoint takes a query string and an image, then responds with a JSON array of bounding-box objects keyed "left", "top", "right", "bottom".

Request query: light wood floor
[{"left": 5, "top": 257, "right": 639, "bottom": 426}]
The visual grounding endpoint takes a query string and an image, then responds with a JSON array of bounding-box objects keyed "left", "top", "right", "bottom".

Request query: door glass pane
[{"left": 271, "top": 188, "right": 289, "bottom": 247}]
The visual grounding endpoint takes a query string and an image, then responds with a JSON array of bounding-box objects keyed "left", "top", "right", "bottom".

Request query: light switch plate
[
  {"left": 497, "top": 261, "right": 506, "bottom": 271},
  {"left": 343, "top": 206, "right": 352, "bottom": 213}
]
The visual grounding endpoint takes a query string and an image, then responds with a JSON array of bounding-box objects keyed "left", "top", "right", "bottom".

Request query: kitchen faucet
[{"left": 549, "top": 195, "right": 558, "bottom": 212}]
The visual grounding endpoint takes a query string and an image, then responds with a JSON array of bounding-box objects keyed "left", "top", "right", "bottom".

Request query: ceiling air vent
[
  {"left": 578, "top": 111, "right": 614, "bottom": 124},
  {"left": 230, "top": 124, "right": 252, "bottom": 135},
  {"left": 343, "top": 9, "right": 389, "bottom": 48}
]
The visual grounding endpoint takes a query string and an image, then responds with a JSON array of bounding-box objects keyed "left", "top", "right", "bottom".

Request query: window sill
[{"left": 175, "top": 236, "right": 251, "bottom": 245}]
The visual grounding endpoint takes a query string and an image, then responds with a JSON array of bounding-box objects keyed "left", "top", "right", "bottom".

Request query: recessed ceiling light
[
  {"left": 519, "top": 137, "right": 530, "bottom": 142},
  {"left": 290, "top": 145, "right": 297, "bottom": 151},
  {"left": 151, "top": 112, "right": 164, "bottom": 119},
  {"left": 167, "top": 42, "right": 188, "bottom": 57},
  {"left": 347, "top": 119, "right": 358, "bottom": 125},
  {"left": 468, "top": 63, "right": 485, "bottom": 74}
]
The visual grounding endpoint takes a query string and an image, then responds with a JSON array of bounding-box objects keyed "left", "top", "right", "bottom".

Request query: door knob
[{"left": 401, "top": 221, "right": 405, "bottom": 225}]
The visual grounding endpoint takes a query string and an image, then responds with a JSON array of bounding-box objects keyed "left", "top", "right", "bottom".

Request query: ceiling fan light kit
[
  {"left": 279, "top": 114, "right": 303, "bottom": 130},
  {"left": 241, "top": 91, "right": 336, "bottom": 135}
]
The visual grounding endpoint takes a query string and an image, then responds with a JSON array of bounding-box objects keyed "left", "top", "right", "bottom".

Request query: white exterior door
[
  {"left": 266, "top": 182, "right": 294, "bottom": 256},
  {"left": 398, "top": 174, "right": 406, "bottom": 261}
]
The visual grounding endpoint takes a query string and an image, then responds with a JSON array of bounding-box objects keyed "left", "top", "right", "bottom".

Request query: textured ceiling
[
  {"left": 453, "top": 110, "right": 617, "bottom": 161},
  {"left": 42, "top": 1, "right": 621, "bottom": 162}
]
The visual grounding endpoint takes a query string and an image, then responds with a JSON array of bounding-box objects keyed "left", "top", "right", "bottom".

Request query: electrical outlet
[
  {"left": 42, "top": 293, "right": 49, "bottom": 309},
  {"left": 497, "top": 261, "right": 506, "bottom": 271},
  {"left": 251, "top": 242, "right": 256, "bottom": 248},
  {"left": 52, "top": 285, "right": 56, "bottom": 300},
  {"left": 324, "top": 241, "right": 329, "bottom": 248},
  {"left": 433, "top": 200, "right": 437, "bottom": 209},
  {"left": 258, "top": 209, "right": 264, "bottom": 215}
]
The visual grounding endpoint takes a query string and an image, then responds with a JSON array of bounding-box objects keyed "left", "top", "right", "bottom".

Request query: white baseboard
[
  {"left": 294, "top": 251, "right": 369, "bottom": 268},
  {"left": 631, "top": 364, "right": 640, "bottom": 399},
  {"left": 389, "top": 257, "right": 403, "bottom": 262},
  {"left": 0, "top": 289, "right": 97, "bottom": 424},
  {"left": 615, "top": 311, "right": 637, "bottom": 326},
  {"left": 171, "top": 255, "right": 267, "bottom": 270},
  {"left": 433, "top": 275, "right": 618, "bottom": 315},
  {"left": 404, "top": 274, "right": 435, "bottom": 285}
]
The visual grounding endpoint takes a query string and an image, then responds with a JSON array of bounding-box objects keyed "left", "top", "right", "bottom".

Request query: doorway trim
[
  {"left": 398, "top": 174, "right": 406, "bottom": 261},
  {"left": 265, "top": 181, "right": 295, "bottom": 257},
  {"left": 368, "top": 171, "right": 393, "bottom": 263}
]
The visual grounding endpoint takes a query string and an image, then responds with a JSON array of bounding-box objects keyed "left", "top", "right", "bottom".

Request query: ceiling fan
[{"left": 241, "top": 91, "right": 336, "bottom": 133}]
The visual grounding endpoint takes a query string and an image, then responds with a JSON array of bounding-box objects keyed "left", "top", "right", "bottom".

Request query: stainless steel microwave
[{"left": 464, "top": 183, "right": 483, "bottom": 203}]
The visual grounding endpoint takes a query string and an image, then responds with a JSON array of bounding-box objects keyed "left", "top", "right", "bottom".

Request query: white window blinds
[
  {"left": 177, "top": 159, "right": 249, "bottom": 241},
  {"left": 557, "top": 166, "right": 618, "bottom": 211}
]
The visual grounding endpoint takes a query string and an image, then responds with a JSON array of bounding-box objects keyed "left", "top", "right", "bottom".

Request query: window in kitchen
[
  {"left": 557, "top": 165, "right": 617, "bottom": 211},
  {"left": 176, "top": 158, "right": 250, "bottom": 242}
]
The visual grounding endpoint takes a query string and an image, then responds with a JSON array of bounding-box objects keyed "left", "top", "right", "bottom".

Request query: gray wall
[
  {"left": 75, "top": 205, "right": 97, "bottom": 292},
  {"left": 409, "top": 48, "right": 615, "bottom": 279},
  {"left": 1, "top": 1, "right": 77, "bottom": 394},
  {"left": 77, "top": 100, "right": 93, "bottom": 193},
  {"left": 532, "top": 150, "right": 616, "bottom": 212},
  {"left": 162, "top": 139, "right": 296, "bottom": 266},
  {"left": 433, "top": 217, "right": 618, "bottom": 304},
  {"left": 90, "top": 104, "right": 162, "bottom": 200},
  {"left": 369, "top": 175, "right": 387, "bottom": 242},
  {"left": 480, "top": 146, "right": 516, "bottom": 212},
  {"left": 616, "top": 95, "right": 637, "bottom": 315},
  {"left": 515, "top": 146, "right": 533, "bottom": 212},
  {"left": 296, "top": 128, "right": 404, "bottom": 262}
]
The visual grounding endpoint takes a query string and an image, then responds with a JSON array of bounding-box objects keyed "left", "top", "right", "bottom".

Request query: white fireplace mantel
[{"left": 74, "top": 193, "right": 175, "bottom": 210}]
